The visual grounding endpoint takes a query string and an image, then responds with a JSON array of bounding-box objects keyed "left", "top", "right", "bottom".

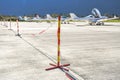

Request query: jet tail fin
[
  {"left": 69, "top": 13, "right": 79, "bottom": 19},
  {"left": 18, "top": 16, "right": 23, "bottom": 20},
  {"left": 92, "top": 8, "right": 102, "bottom": 18},
  {"left": 46, "top": 14, "right": 53, "bottom": 19}
]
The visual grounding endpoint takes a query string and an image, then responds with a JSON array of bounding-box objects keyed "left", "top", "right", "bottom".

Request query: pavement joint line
[
  {"left": 6, "top": 25, "right": 84, "bottom": 80},
  {"left": 19, "top": 37, "right": 84, "bottom": 80},
  {"left": 21, "top": 37, "right": 57, "bottom": 63},
  {"left": 4, "top": 26, "right": 56, "bottom": 63}
]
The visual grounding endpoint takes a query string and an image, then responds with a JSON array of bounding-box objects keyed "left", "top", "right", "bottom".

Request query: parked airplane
[
  {"left": 46, "top": 14, "right": 57, "bottom": 21},
  {"left": 30, "top": 14, "right": 47, "bottom": 21},
  {"left": 69, "top": 8, "right": 119, "bottom": 25},
  {"left": 18, "top": 14, "right": 44, "bottom": 21},
  {"left": 18, "top": 14, "right": 55, "bottom": 22},
  {"left": 18, "top": 16, "right": 30, "bottom": 21},
  {"left": 46, "top": 14, "right": 69, "bottom": 23}
]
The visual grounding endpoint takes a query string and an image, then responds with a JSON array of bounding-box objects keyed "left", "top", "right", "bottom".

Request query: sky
[{"left": 0, "top": 0, "right": 120, "bottom": 16}]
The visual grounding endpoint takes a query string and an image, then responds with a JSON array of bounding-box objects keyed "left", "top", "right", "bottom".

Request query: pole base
[
  {"left": 45, "top": 63, "right": 70, "bottom": 71},
  {"left": 8, "top": 29, "right": 12, "bottom": 30},
  {"left": 15, "top": 33, "right": 21, "bottom": 37}
]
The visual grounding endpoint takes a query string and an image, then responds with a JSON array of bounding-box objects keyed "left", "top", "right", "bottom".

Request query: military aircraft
[
  {"left": 18, "top": 16, "right": 30, "bottom": 21},
  {"left": 69, "top": 8, "right": 119, "bottom": 25}
]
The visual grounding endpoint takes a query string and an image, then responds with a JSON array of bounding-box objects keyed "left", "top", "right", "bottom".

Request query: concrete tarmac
[{"left": 0, "top": 22, "right": 120, "bottom": 80}]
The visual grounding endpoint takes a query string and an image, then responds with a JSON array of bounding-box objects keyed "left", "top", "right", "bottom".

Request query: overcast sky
[{"left": 0, "top": 0, "right": 120, "bottom": 16}]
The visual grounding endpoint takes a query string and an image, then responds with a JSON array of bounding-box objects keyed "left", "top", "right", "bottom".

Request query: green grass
[{"left": 105, "top": 19, "right": 120, "bottom": 22}]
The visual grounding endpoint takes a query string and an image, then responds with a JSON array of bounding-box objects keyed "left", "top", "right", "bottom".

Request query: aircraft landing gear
[
  {"left": 96, "top": 22, "right": 104, "bottom": 25},
  {"left": 89, "top": 22, "right": 104, "bottom": 26}
]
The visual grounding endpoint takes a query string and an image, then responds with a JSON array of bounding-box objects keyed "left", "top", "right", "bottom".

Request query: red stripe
[
  {"left": 58, "top": 28, "right": 60, "bottom": 32},
  {"left": 58, "top": 50, "right": 60, "bottom": 54},
  {"left": 58, "top": 16, "right": 61, "bottom": 22},
  {"left": 58, "top": 40, "right": 60, "bottom": 45},
  {"left": 57, "top": 62, "right": 60, "bottom": 66}
]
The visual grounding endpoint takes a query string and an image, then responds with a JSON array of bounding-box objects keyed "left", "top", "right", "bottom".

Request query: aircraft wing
[{"left": 97, "top": 16, "right": 119, "bottom": 22}]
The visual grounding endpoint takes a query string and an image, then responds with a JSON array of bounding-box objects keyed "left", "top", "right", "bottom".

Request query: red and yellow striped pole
[
  {"left": 16, "top": 19, "right": 21, "bottom": 36},
  {"left": 45, "top": 16, "right": 70, "bottom": 71},
  {"left": 17, "top": 19, "right": 19, "bottom": 34},
  {"left": 57, "top": 16, "right": 61, "bottom": 66},
  {"left": 9, "top": 19, "right": 11, "bottom": 30}
]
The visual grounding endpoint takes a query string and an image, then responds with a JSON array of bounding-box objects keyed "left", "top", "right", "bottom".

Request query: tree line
[
  {"left": 0, "top": 13, "right": 120, "bottom": 21},
  {"left": 0, "top": 15, "right": 17, "bottom": 21}
]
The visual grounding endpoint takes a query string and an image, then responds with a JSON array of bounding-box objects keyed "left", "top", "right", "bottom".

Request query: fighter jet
[
  {"left": 18, "top": 14, "right": 44, "bottom": 22},
  {"left": 69, "top": 8, "right": 119, "bottom": 25},
  {"left": 18, "top": 16, "right": 30, "bottom": 21},
  {"left": 46, "top": 14, "right": 69, "bottom": 24},
  {"left": 46, "top": 14, "right": 57, "bottom": 21}
]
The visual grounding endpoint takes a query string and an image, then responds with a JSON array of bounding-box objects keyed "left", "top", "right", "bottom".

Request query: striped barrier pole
[
  {"left": 0, "top": 21, "right": 1, "bottom": 25},
  {"left": 4, "top": 19, "right": 5, "bottom": 26},
  {"left": 16, "top": 19, "right": 21, "bottom": 36},
  {"left": 45, "top": 16, "right": 70, "bottom": 71},
  {"left": 57, "top": 15, "right": 61, "bottom": 66},
  {"left": 6, "top": 20, "right": 8, "bottom": 27},
  {"left": 9, "top": 19, "right": 12, "bottom": 30}
]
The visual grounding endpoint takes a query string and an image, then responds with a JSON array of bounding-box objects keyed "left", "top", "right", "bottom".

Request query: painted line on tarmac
[
  {"left": 20, "top": 37, "right": 84, "bottom": 80},
  {"left": 8, "top": 23, "right": 84, "bottom": 80}
]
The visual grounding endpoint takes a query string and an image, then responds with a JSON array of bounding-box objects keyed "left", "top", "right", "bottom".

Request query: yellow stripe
[
  {"left": 58, "top": 34, "right": 60, "bottom": 37},
  {"left": 58, "top": 56, "right": 60, "bottom": 62},
  {"left": 58, "top": 37, "right": 60, "bottom": 40},
  {"left": 58, "top": 46, "right": 60, "bottom": 51}
]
